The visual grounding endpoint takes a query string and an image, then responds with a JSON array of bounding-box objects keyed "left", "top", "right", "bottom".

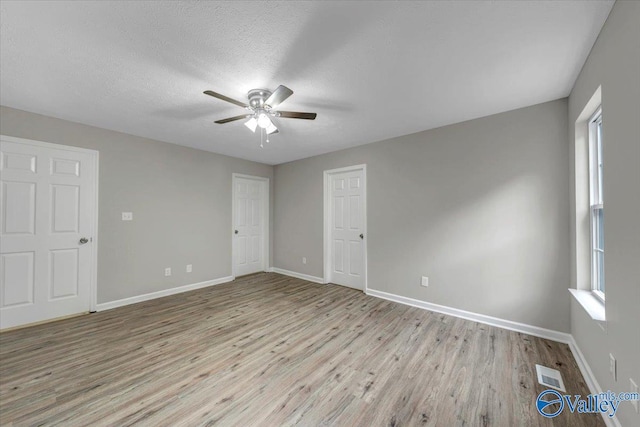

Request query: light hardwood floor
[{"left": 0, "top": 273, "right": 603, "bottom": 426}]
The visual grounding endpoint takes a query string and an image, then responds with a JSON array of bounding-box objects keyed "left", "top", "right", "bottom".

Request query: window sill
[{"left": 569, "top": 289, "right": 606, "bottom": 321}]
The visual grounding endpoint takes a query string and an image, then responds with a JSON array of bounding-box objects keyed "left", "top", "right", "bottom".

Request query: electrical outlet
[
  {"left": 302, "top": 257, "right": 307, "bottom": 264},
  {"left": 186, "top": 264, "right": 192, "bottom": 273},
  {"left": 122, "top": 212, "right": 133, "bottom": 221},
  {"left": 164, "top": 267, "right": 171, "bottom": 277},
  {"left": 630, "top": 378, "right": 638, "bottom": 413},
  {"left": 609, "top": 354, "right": 616, "bottom": 381},
  {"left": 421, "top": 276, "right": 429, "bottom": 287}
]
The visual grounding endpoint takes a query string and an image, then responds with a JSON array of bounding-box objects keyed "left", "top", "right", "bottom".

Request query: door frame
[
  {"left": 0, "top": 134, "right": 100, "bottom": 313},
  {"left": 231, "top": 173, "right": 270, "bottom": 278},
  {"left": 323, "top": 164, "right": 368, "bottom": 291}
]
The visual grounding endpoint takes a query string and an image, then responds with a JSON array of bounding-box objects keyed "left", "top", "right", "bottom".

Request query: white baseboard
[
  {"left": 568, "top": 338, "right": 621, "bottom": 427},
  {"left": 269, "top": 267, "right": 325, "bottom": 284},
  {"left": 95, "top": 276, "right": 235, "bottom": 311},
  {"left": 365, "top": 288, "right": 572, "bottom": 344}
]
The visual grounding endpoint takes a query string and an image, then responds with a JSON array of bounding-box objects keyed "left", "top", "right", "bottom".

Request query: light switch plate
[
  {"left": 186, "top": 264, "right": 192, "bottom": 273},
  {"left": 164, "top": 267, "right": 171, "bottom": 277},
  {"left": 122, "top": 212, "right": 133, "bottom": 221},
  {"left": 421, "top": 276, "right": 429, "bottom": 287}
]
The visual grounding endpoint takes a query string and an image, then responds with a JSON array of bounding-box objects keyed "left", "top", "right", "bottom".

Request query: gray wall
[
  {"left": 274, "top": 99, "right": 570, "bottom": 332},
  {"left": 0, "top": 106, "right": 274, "bottom": 304},
  {"left": 568, "top": 1, "right": 640, "bottom": 426}
]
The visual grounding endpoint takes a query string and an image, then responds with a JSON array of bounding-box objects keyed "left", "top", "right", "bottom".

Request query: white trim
[
  {"left": 0, "top": 135, "right": 100, "bottom": 314},
  {"left": 95, "top": 276, "right": 235, "bottom": 311},
  {"left": 574, "top": 86, "right": 602, "bottom": 293},
  {"left": 231, "top": 173, "right": 270, "bottom": 277},
  {"left": 588, "top": 107, "right": 603, "bottom": 206},
  {"left": 568, "top": 288, "right": 606, "bottom": 321},
  {"left": 90, "top": 150, "right": 99, "bottom": 312},
  {"left": 323, "top": 164, "right": 368, "bottom": 292},
  {"left": 568, "top": 337, "right": 621, "bottom": 427},
  {"left": 270, "top": 267, "right": 325, "bottom": 284},
  {"left": 365, "top": 288, "right": 572, "bottom": 344},
  {"left": 588, "top": 108, "right": 605, "bottom": 297}
]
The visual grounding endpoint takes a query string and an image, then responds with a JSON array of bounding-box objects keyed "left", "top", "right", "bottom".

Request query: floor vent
[{"left": 535, "top": 364, "right": 566, "bottom": 392}]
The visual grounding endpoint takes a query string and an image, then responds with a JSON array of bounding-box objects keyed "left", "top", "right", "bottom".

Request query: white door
[
  {"left": 233, "top": 175, "right": 267, "bottom": 277},
  {"left": 328, "top": 168, "right": 365, "bottom": 290},
  {"left": 0, "top": 137, "right": 97, "bottom": 329}
]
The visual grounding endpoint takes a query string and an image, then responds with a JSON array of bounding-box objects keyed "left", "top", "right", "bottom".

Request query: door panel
[
  {"left": 329, "top": 169, "right": 365, "bottom": 290},
  {"left": 251, "top": 199, "right": 259, "bottom": 226},
  {"left": 349, "top": 241, "right": 362, "bottom": 275},
  {"left": 49, "top": 249, "right": 79, "bottom": 299},
  {"left": 237, "top": 199, "right": 247, "bottom": 227},
  {"left": 2, "top": 151, "right": 37, "bottom": 173},
  {"left": 334, "top": 240, "right": 344, "bottom": 273},
  {"left": 1, "top": 252, "right": 35, "bottom": 307},
  {"left": 334, "top": 196, "right": 344, "bottom": 229},
  {"left": 0, "top": 138, "right": 96, "bottom": 329},
  {"left": 349, "top": 195, "right": 360, "bottom": 229},
  {"left": 349, "top": 176, "right": 360, "bottom": 189},
  {"left": 233, "top": 176, "right": 266, "bottom": 277},
  {"left": 51, "top": 185, "right": 80, "bottom": 232},
  {"left": 2, "top": 181, "right": 36, "bottom": 234},
  {"left": 237, "top": 237, "right": 247, "bottom": 265},
  {"left": 51, "top": 158, "right": 80, "bottom": 177},
  {"left": 251, "top": 235, "right": 260, "bottom": 263}
]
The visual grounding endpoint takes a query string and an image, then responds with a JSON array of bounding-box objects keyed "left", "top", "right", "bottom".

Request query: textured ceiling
[{"left": 0, "top": 1, "right": 613, "bottom": 165}]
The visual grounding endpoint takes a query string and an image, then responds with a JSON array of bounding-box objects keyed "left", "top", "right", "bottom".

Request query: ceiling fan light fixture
[
  {"left": 257, "top": 113, "right": 272, "bottom": 129},
  {"left": 266, "top": 122, "right": 278, "bottom": 135},
  {"left": 244, "top": 117, "right": 258, "bottom": 132}
]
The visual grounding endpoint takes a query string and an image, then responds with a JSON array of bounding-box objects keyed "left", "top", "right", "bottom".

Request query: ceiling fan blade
[
  {"left": 265, "top": 85, "right": 293, "bottom": 108},
  {"left": 277, "top": 111, "right": 317, "bottom": 120},
  {"left": 204, "top": 90, "right": 248, "bottom": 108},
  {"left": 215, "top": 114, "right": 251, "bottom": 124}
]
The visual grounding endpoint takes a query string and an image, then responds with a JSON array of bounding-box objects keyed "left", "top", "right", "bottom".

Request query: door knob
[
  {"left": 234, "top": 230, "right": 239, "bottom": 234},
  {"left": 359, "top": 233, "right": 364, "bottom": 239},
  {"left": 79, "top": 237, "right": 89, "bottom": 244}
]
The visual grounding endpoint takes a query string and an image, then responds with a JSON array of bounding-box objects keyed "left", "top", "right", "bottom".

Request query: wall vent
[{"left": 535, "top": 364, "right": 566, "bottom": 392}]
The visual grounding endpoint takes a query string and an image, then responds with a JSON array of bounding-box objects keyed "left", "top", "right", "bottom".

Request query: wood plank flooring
[{"left": 0, "top": 273, "right": 603, "bottom": 426}]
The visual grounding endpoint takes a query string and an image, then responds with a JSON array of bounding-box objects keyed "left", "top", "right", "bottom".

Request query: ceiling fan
[{"left": 204, "top": 85, "right": 317, "bottom": 147}]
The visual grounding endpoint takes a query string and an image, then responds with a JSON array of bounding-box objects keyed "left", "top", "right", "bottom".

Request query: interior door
[
  {"left": 329, "top": 169, "right": 365, "bottom": 290},
  {"left": 233, "top": 176, "right": 265, "bottom": 277},
  {"left": 0, "top": 138, "right": 97, "bottom": 329}
]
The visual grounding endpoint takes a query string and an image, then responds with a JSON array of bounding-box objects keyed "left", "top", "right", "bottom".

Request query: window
[{"left": 589, "top": 108, "right": 604, "bottom": 300}]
